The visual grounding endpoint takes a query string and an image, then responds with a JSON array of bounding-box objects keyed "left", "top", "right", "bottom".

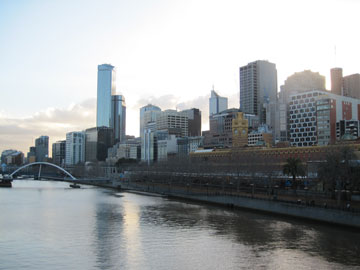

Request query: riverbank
[{"left": 112, "top": 180, "right": 360, "bottom": 229}]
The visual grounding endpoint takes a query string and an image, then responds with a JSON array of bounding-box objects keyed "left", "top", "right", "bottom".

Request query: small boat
[
  {"left": 69, "top": 183, "right": 81, "bottom": 188},
  {"left": 0, "top": 180, "right": 12, "bottom": 188}
]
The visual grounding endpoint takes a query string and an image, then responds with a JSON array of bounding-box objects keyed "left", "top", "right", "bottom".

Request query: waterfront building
[
  {"left": 240, "top": 60, "right": 277, "bottom": 124},
  {"left": 97, "top": 64, "right": 116, "bottom": 128},
  {"left": 232, "top": 112, "right": 249, "bottom": 148},
  {"left": 85, "top": 127, "right": 114, "bottom": 162},
  {"left": 209, "top": 89, "right": 228, "bottom": 116},
  {"left": 111, "top": 94, "right": 126, "bottom": 143},
  {"left": 181, "top": 108, "right": 202, "bottom": 136},
  {"left": 1, "top": 150, "right": 23, "bottom": 165},
  {"left": 52, "top": 140, "right": 66, "bottom": 166},
  {"left": 343, "top": 73, "right": 360, "bottom": 99},
  {"left": 331, "top": 67, "right": 343, "bottom": 95},
  {"left": 65, "top": 131, "right": 85, "bottom": 165},
  {"left": 139, "top": 104, "right": 161, "bottom": 137},
  {"left": 35, "top": 135, "right": 49, "bottom": 162}
]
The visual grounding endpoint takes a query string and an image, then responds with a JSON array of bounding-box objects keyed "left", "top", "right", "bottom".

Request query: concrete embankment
[{"left": 115, "top": 182, "right": 360, "bottom": 229}]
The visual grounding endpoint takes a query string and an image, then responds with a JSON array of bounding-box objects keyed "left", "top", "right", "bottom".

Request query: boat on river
[
  {"left": 69, "top": 183, "right": 81, "bottom": 188},
  {"left": 0, "top": 180, "right": 12, "bottom": 188}
]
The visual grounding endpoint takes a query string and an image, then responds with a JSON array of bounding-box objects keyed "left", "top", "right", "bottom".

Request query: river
[{"left": 0, "top": 180, "right": 359, "bottom": 270}]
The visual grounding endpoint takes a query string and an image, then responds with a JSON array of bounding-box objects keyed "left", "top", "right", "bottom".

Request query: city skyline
[{"left": 1, "top": 0, "right": 360, "bottom": 154}]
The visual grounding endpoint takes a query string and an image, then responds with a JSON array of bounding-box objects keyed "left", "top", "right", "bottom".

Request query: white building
[{"left": 65, "top": 131, "right": 85, "bottom": 165}]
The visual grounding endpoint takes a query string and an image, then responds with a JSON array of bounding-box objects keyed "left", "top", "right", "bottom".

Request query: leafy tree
[{"left": 283, "top": 158, "right": 305, "bottom": 190}]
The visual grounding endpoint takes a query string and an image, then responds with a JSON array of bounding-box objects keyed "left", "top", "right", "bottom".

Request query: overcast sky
[{"left": 1, "top": 0, "right": 360, "bottom": 155}]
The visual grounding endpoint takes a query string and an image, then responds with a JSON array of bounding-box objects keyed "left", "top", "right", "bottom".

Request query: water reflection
[{"left": 1, "top": 181, "right": 359, "bottom": 270}]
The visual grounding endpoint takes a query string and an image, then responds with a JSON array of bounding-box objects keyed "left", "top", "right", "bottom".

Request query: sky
[{"left": 1, "top": 0, "right": 360, "bottom": 156}]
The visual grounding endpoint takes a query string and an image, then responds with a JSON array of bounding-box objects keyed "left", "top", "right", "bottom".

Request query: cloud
[{"left": 0, "top": 98, "right": 96, "bottom": 155}]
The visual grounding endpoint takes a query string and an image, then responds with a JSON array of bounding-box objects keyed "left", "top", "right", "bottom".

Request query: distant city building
[
  {"left": 330, "top": 67, "right": 343, "bottom": 95},
  {"left": 35, "top": 135, "right": 49, "bottom": 162},
  {"left": 247, "top": 125, "right": 273, "bottom": 147},
  {"left": 106, "top": 137, "right": 141, "bottom": 164},
  {"left": 142, "top": 129, "right": 156, "bottom": 163},
  {"left": 277, "top": 70, "right": 326, "bottom": 142},
  {"left": 204, "top": 109, "right": 257, "bottom": 148},
  {"left": 156, "top": 110, "right": 188, "bottom": 137},
  {"left": 209, "top": 89, "right": 228, "bottom": 116},
  {"left": 52, "top": 140, "right": 66, "bottom": 166},
  {"left": 279, "top": 70, "right": 326, "bottom": 104},
  {"left": 240, "top": 60, "right": 277, "bottom": 125},
  {"left": 65, "top": 131, "right": 85, "bottom": 165},
  {"left": 1, "top": 150, "right": 23, "bottom": 165},
  {"left": 336, "top": 120, "right": 360, "bottom": 141},
  {"left": 232, "top": 112, "right": 249, "bottom": 148},
  {"left": 157, "top": 134, "right": 178, "bottom": 161},
  {"left": 181, "top": 108, "right": 202, "bottom": 136},
  {"left": 111, "top": 94, "right": 126, "bottom": 143},
  {"left": 85, "top": 127, "right": 114, "bottom": 162},
  {"left": 139, "top": 104, "right": 161, "bottom": 137},
  {"left": 343, "top": 73, "right": 360, "bottom": 99},
  {"left": 97, "top": 64, "right": 116, "bottom": 128},
  {"left": 288, "top": 90, "right": 360, "bottom": 146},
  {"left": 27, "top": 147, "right": 36, "bottom": 163}
]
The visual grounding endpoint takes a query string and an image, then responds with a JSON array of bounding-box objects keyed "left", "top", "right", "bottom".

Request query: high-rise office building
[
  {"left": 330, "top": 67, "right": 343, "bottom": 95},
  {"left": 111, "top": 95, "right": 126, "bottom": 143},
  {"left": 139, "top": 104, "right": 161, "bottom": 137},
  {"left": 343, "top": 73, "right": 360, "bottom": 99},
  {"left": 35, "top": 135, "right": 49, "bottom": 162},
  {"left": 97, "top": 64, "right": 116, "bottom": 128},
  {"left": 65, "top": 131, "right": 85, "bottom": 165},
  {"left": 52, "top": 140, "right": 66, "bottom": 166},
  {"left": 181, "top": 108, "right": 202, "bottom": 136},
  {"left": 209, "top": 90, "right": 228, "bottom": 116},
  {"left": 85, "top": 127, "right": 114, "bottom": 162},
  {"left": 240, "top": 60, "right": 277, "bottom": 124}
]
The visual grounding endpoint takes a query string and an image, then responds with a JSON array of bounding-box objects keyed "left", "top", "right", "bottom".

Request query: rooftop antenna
[{"left": 334, "top": 45, "right": 337, "bottom": 67}]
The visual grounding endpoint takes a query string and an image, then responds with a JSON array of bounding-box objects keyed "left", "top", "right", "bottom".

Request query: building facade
[
  {"left": 52, "top": 140, "right": 66, "bottom": 166},
  {"left": 330, "top": 67, "right": 343, "bottom": 95},
  {"left": 97, "top": 64, "right": 116, "bottom": 128},
  {"left": 35, "top": 135, "right": 49, "bottom": 162},
  {"left": 181, "top": 108, "right": 202, "bottom": 136},
  {"left": 139, "top": 104, "right": 161, "bottom": 137},
  {"left": 85, "top": 127, "right": 114, "bottom": 162},
  {"left": 343, "top": 73, "right": 360, "bottom": 99},
  {"left": 111, "top": 94, "right": 126, "bottom": 143},
  {"left": 65, "top": 131, "right": 85, "bottom": 165},
  {"left": 240, "top": 60, "right": 278, "bottom": 124},
  {"left": 209, "top": 90, "right": 228, "bottom": 116}
]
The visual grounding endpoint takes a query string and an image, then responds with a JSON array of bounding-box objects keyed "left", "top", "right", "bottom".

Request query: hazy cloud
[{"left": 0, "top": 98, "right": 96, "bottom": 155}]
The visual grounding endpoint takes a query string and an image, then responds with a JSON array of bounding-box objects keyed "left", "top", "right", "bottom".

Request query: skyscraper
[
  {"left": 330, "top": 67, "right": 343, "bottom": 95},
  {"left": 35, "top": 135, "right": 49, "bottom": 162},
  {"left": 209, "top": 89, "right": 228, "bottom": 116},
  {"left": 240, "top": 60, "right": 277, "bottom": 124},
  {"left": 97, "top": 64, "right": 116, "bottom": 128},
  {"left": 52, "top": 140, "right": 66, "bottom": 166},
  {"left": 111, "top": 95, "right": 126, "bottom": 143},
  {"left": 65, "top": 131, "right": 85, "bottom": 165},
  {"left": 139, "top": 104, "right": 161, "bottom": 137}
]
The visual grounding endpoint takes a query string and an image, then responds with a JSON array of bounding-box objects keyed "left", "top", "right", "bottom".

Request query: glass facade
[
  {"left": 111, "top": 95, "right": 126, "bottom": 143},
  {"left": 97, "top": 64, "right": 116, "bottom": 128}
]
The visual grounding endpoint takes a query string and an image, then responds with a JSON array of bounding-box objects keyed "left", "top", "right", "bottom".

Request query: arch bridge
[{"left": 10, "top": 162, "right": 76, "bottom": 181}]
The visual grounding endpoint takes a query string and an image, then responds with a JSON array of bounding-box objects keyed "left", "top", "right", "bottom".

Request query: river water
[{"left": 0, "top": 180, "right": 359, "bottom": 270}]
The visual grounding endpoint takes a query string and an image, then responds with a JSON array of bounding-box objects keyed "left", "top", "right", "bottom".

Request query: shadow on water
[{"left": 138, "top": 198, "right": 360, "bottom": 266}]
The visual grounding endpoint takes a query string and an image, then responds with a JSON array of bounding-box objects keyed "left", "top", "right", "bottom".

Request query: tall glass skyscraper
[
  {"left": 97, "top": 64, "right": 116, "bottom": 127},
  {"left": 111, "top": 95, "right": 126, "bottom": 143}
]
